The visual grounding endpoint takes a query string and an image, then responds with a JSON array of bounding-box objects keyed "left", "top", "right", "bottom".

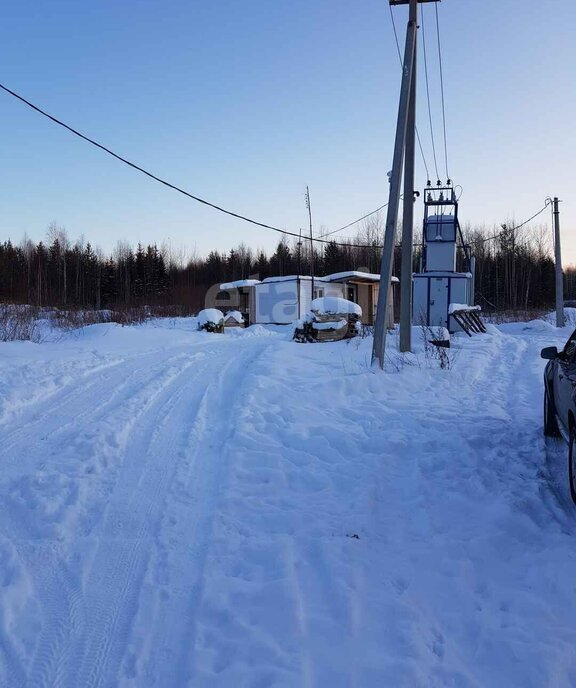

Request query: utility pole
[
  {"left": 399, "top": 17, "right": 417, "bottom": 353},
  {"left": 372, "top": 0, "right": 419, "bottom": 369},
  {"left": 297, "top": 230, "right": 303, "bottom": 318},
  {"left": 553, "top": 196, "right": 565, "bottom": 327},
  {"left": 306, "top": 186, "right": 315, "bottom": 301}
]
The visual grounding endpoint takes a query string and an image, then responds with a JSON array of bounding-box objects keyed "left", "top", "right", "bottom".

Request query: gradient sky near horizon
[{"left": 0, "top": 0, "right": 574, "bottom": 263}]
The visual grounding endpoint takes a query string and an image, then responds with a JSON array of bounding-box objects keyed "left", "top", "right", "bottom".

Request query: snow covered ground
[{"left": 1, "top": 315, "right": 576, "bottom": 687}]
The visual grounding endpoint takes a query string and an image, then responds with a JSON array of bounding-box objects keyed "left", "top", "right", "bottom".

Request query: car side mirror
[{"left": 541, "top": 346, "right": 559, "bottom": 360}]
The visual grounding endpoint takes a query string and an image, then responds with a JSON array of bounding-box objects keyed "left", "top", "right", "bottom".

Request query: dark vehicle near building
[{"left": 542, "top": 330, "right": 576, "bottom": 504}]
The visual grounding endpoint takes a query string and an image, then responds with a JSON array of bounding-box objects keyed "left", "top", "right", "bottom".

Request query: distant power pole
[
  {"left": 306, "top": 186, "right": 315, "bottom": 301},
  {"left": 553, "top": 196, "right": 565, "bottom": 327}
]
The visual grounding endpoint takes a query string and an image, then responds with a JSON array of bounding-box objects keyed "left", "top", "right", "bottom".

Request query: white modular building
[{"left": 219, "top": 272, "right": 398, "bottom": 327}]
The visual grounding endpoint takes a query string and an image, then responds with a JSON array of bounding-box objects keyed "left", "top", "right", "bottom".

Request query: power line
[
  {"left": 388, "top": 5, "right": 431, "bottom": 181},
  {"left": 1, "top": 83, "right": 548, "bottom": 257},
  {"left": 435, "top": 3, "right": 450, "bottom": 181},
  {"left": 319, "top": 202, "right": 389, "bottom": 238},
  {"left": 478, "top": 200, "right": 552, "bottom": 244},
  {"left": 0, "top": 82, "right": 384, "bottom": 250},
  {"left": 420, "top": 4, "right": 440, "bottom": 182}
]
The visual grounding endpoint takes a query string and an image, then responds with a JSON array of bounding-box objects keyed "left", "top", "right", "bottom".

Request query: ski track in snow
[{"left": 1, "top": 318, "right": 576, "bottom": 687}]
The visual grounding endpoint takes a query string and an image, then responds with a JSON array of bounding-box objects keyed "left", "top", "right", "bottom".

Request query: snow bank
[
  {"left": 415, "top": 325, "right": 450, "bottom": 341},
  {"left": 226, "top": 323, "right": 282, "bottom": 338},
  {"left": 310, "top": 296, "right": 362, "bottom": 317}
]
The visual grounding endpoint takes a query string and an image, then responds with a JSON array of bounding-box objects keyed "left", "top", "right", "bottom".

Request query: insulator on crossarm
[{"left": 437, "top": 179, "right": 442, "bottom": 187}]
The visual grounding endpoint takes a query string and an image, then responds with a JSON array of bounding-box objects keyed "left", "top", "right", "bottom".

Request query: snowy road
[{"left": 1, "top": 318, "right": 576, "bottom": 687}]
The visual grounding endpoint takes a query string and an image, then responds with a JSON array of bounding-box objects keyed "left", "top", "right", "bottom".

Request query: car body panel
[{"left": 544, "top": 328, "right": 576, "bottom": 441}]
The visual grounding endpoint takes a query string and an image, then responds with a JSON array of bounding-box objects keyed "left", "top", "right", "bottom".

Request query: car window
[{"left": 563, "top": 329, "right": 576, "bottom": 362}]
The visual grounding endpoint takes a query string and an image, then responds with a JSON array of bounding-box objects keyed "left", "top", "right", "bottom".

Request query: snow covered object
[
  {"left": 448, "top": 304, "right": 486, "bottom": 337},
  {"left": 310, "top": 297, "right": 362, "bottom": 317},
  {"left": 294, "top": 297, "right": 362, "bottom": 343},
  {"left": 197, "top": 308, "right": 224, "bottom": 333},
  {"left": 223, "top": 310, "right": 245, "bottom": 328}
]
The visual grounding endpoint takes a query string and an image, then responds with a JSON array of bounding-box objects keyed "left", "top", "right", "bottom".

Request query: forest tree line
[{"left": 0, "top": 218, "right": 573, "bottom": 314}]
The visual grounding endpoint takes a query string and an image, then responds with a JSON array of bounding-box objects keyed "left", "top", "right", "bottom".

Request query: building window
[{"left": 314, "top": 288, "right": 324, "bottom": 299}]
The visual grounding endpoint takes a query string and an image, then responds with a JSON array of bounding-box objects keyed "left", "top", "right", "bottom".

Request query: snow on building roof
[
  {"left": 219, "top": 279, "right": 261, "bottom": 289},
  {"left": 261, "top": 275, "right": 328, "bottom": 284},
  {"left": 323, "top": 271, "right": 399, "bottom": 284},
  {"left": 220, "top": 272, "right": 399, "bottom": 288},
  {"left": 310, "top": 297, "right": 362, "bottom": 317}
]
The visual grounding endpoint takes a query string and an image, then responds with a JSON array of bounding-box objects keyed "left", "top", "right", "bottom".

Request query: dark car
[{"left": 542, "top": 331, "right": 576, "bottom": 504}]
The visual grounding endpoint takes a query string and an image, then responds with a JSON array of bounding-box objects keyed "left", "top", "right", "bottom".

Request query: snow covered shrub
[
  {"left": 0, "top": 304, "right": 40, "bottom": 342},
  {"left": 148, "top": 304, "right": 193, "bottom": 318},
  {"left": 51, "top": 309, "right": 112, "bottom": 330},
  {"left": 197, "top": 309, "right": 224, "bottom": 333},
  {"left": 110, "top": 306, "right": 151, "bottom": 326},
  {"left": 419, "top": 324, "right": 453, "bottom": 370}
]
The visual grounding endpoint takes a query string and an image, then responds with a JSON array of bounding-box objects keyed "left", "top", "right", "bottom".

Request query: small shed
[
  {"left": 218, "top": 279, "right": 261, "bottom": 323},
  {"left": 323, "top": 271, "right": 398, "bottom": 329},
  {"left": 223, "top": 310, "right": 245, "bottom": 328}
]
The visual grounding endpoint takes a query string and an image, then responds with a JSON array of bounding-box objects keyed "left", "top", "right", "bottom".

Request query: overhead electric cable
[
  {"left": 479, "top": 200, "right": 552, "bottom": 244},
  {"left": 0, "top": 82, "right": 386, "bottom": 250},
  {"left": 435, "top": 3, "right": 450, "bottom": 180},
  {"left": 319, "top": 202, "right": 389, "bottom": 238},
  {"left": 420, "top": 4, "right": 440, "bottom": 181},
  {"left": 388, "top": 5, "right": 431, "bottom": 181}
]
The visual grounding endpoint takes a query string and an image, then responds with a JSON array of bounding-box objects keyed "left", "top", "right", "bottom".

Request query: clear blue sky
[{"left": 0, "top": 0, "right": 574, "bottom": 263}]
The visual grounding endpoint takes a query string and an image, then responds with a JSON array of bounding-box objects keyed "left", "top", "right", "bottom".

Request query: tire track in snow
[
  {"left": 14, "top": 338, "right": 272, "bottom": 688},
  {"left": 0, "top": 350, "right": 198, "bottom": 544},
  {"left": 0, "top": 350, "right": 209, "bottom": 687},
  {"left": 0, "top": 344, "right": 210, "bottom": 466},
  {"left": 126, "top": 340, "right": 272, "bottom": 686},
  {"left": 58, "top": 354, "right": 218, "bottom": 688},
  {"left": 17, "top": 351, "right": 206, "bottom": 688},
  {"left": 2, "top": 340, "right": 240, "bottom": 687}
]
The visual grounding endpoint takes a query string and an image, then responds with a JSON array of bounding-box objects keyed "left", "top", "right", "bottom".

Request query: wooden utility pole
[
  {"left": 372, "top": 0, "right": 419, "bottom": 368},
  {"left": 553, "top": 197, "right": 565, "bottom": 327}
]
